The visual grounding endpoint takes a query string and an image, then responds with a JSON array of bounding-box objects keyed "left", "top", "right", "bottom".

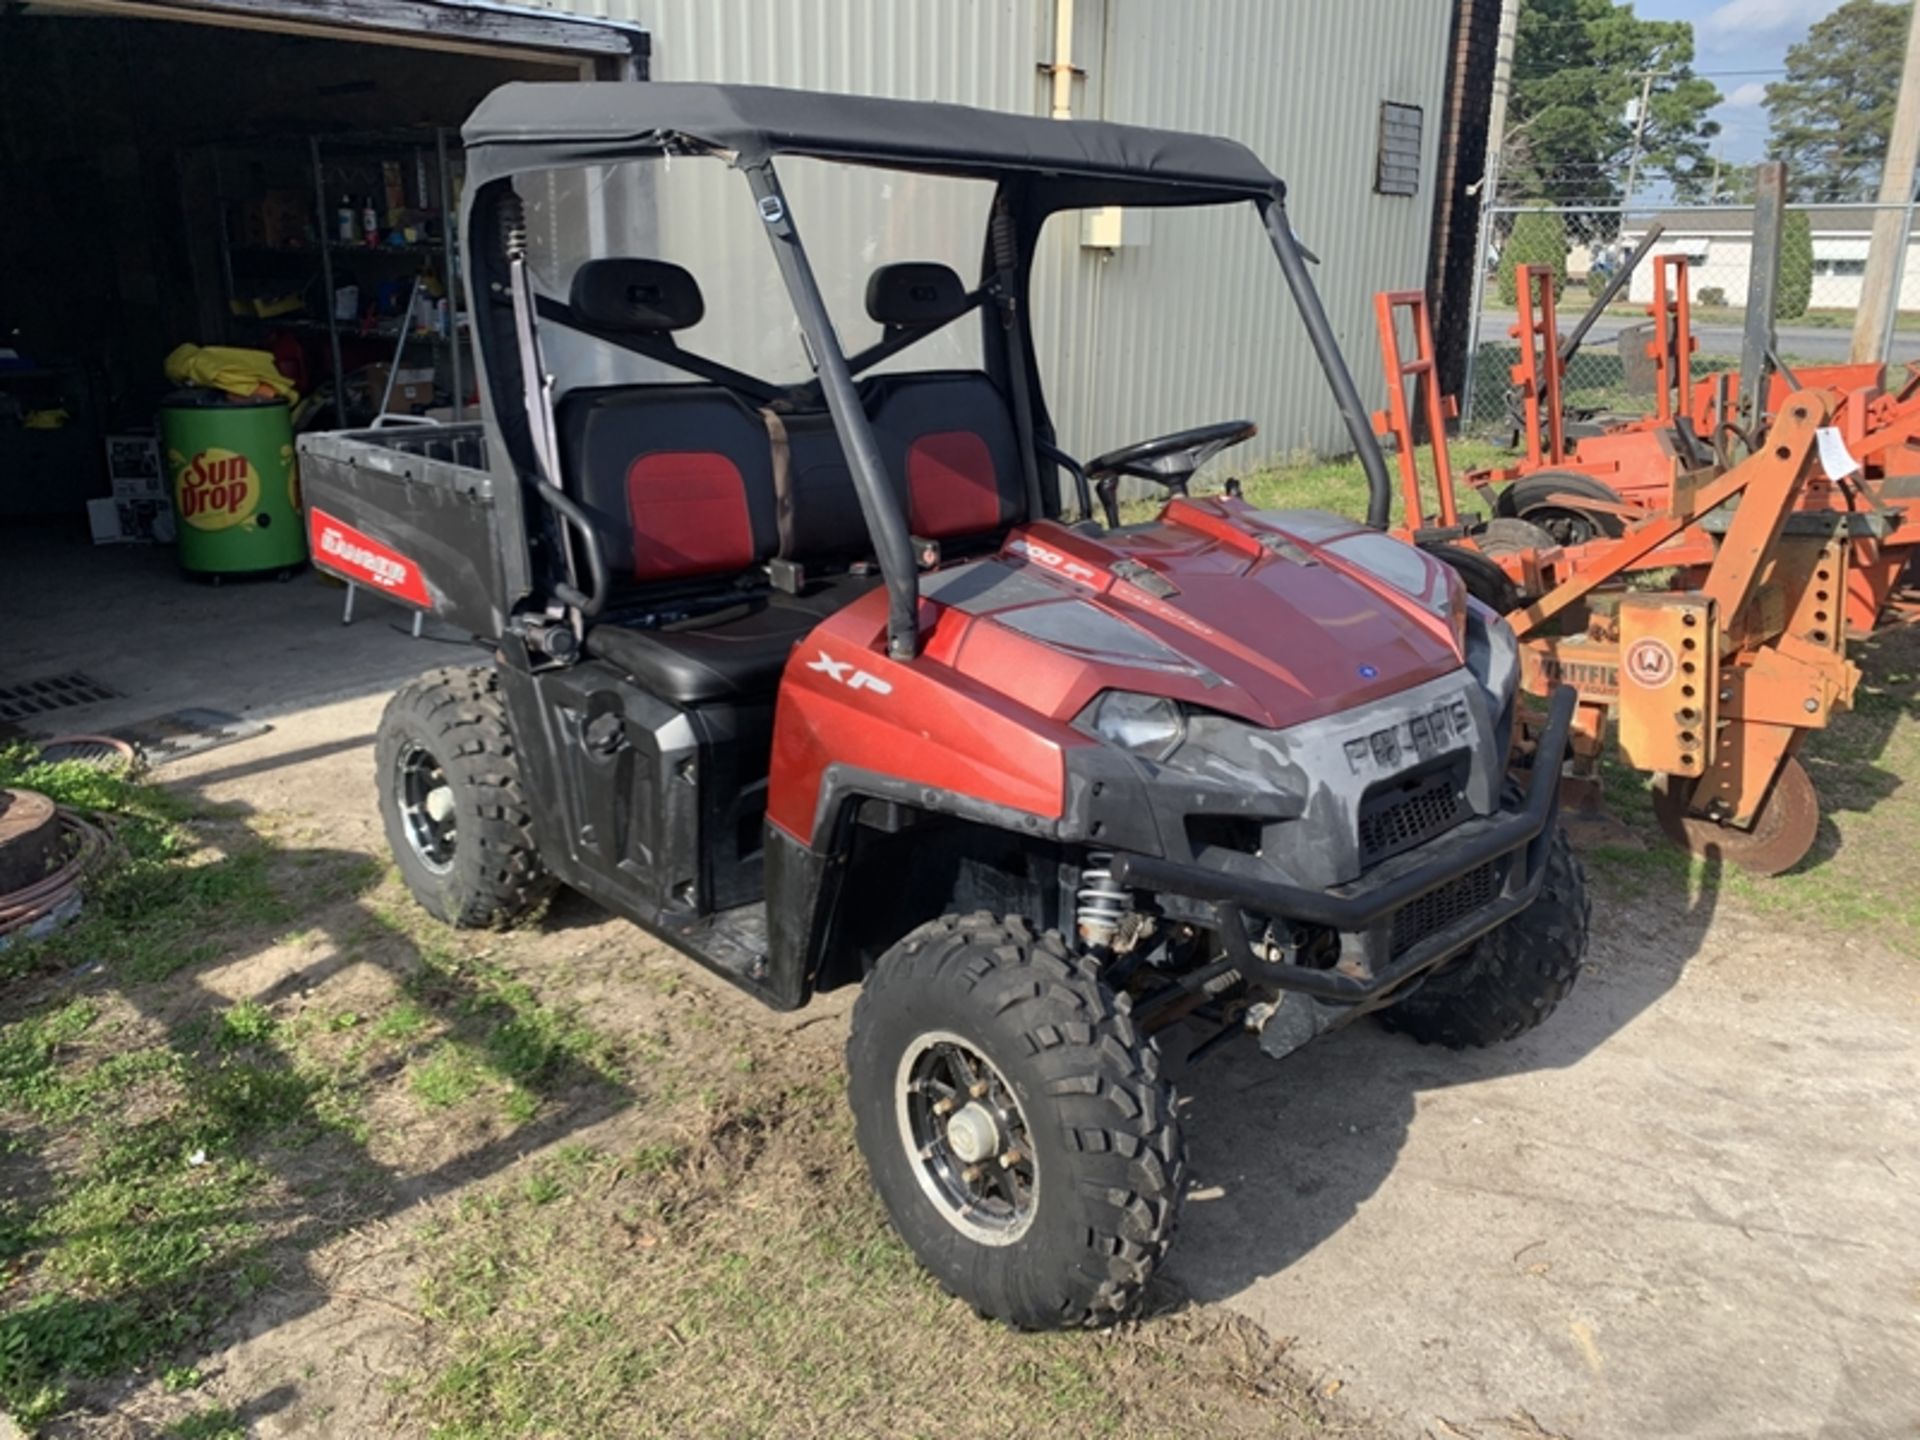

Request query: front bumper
[{"left": 1110, "top": 684, "right": 1576, "bottom": 1010}]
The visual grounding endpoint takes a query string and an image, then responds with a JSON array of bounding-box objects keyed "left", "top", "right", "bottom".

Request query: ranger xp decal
[
  {"left": 309, "top": 508, "right": 432, "bottom": 608},
  {"left": 807, "top": 651, "right": 893, "bottom": 695}
]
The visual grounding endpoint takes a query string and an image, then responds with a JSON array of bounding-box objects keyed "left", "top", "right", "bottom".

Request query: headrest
[
  {"left": 865, "top": 262, "right": 967, "bottom": 329},
  {"left": 570, "top": 259, "right": 705, "bottom": 333}
]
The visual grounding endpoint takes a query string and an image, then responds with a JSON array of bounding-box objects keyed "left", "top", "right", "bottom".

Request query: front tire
[
  {"left": 375, "top": 665, "right": 555, "bottom": 928},
  {"left": 1378, "top": 821, "right": 1589, "bottom": 1048},
  {"left": 847, "top": 914, "right": 1185, "bottom": 1329}
]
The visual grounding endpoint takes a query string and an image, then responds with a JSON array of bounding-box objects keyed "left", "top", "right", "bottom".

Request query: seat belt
[
  {"left": 758, "top": 406, "right": 797, "bottom": 556},
  {"left": 991, "top": 198, "right": 1047, "bottom": 524}
]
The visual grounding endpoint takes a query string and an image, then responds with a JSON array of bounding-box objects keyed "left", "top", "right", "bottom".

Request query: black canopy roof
[{"left": 462, "top": 81, "right": 1284, "bottom": 206}]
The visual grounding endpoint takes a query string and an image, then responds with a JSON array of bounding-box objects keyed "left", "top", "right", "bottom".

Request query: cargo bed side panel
[{"left": 297, "top": 424, "right": 513, "bottom": 640}]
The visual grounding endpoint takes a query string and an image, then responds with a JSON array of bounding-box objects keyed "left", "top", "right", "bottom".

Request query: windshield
[{"left": 518, "top": 155, "right": 996, "bottom": 400}]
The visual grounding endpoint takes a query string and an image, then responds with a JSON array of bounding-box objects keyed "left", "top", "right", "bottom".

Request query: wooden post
[{"left": 1739, "top": 163, "right": 1787, "bottom": 435}]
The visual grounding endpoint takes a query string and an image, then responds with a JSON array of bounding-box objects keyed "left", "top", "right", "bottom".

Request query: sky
[{"left": 1634, "top": 0, "right": 1850, "bottom": 164}]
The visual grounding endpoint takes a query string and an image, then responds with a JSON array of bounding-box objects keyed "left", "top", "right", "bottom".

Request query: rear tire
[
  {"left": 846, "top": 913, "right": 1185, "bottom": 1329},
  {"left": 375, "top": 665, "right": 555, "bottom": 928},
  {"left": 1378, "top": 821, "right": 1589, "bottom": 1048}
]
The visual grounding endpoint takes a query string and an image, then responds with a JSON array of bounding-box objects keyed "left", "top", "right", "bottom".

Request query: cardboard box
[
  {"left": 356, "top": 363, "right": 437, "bottom": 415},
  {"left": 260, "top": 190, "right": 311, "bottom": 251}
]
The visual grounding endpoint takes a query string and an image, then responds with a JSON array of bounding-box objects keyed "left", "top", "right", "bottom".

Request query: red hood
[{"left": 918, "top": 498, "right": 1467, "bottom": 732}]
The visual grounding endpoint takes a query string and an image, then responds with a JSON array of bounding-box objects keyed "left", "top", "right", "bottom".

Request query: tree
[
  {"left": 1765, "top": 0, "right": 1912, "bottom": 202},
  {"left": 1506, "top": 0, "right": 1723, "bottom": 206},
  {"left": 1497, "top": 208, "right": 1569, "bottom": 306},
  {"left": 1776, "top": 210, "right": 1814, "bottom": 319}
]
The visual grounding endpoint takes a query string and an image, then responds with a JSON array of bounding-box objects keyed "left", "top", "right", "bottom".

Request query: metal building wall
[{"left": 516, "top": 0, "right": 1451, "bottom": 471}]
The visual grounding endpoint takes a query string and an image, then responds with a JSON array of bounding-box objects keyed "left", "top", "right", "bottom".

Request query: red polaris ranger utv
[{"left": 302, "top": 83, "right": 1588, "bottom": 1329}]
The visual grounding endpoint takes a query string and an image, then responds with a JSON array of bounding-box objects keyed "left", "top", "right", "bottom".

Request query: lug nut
[
  {"left": 932, "top": 1097, "right": 954, "bottom": 1116},
  {"left": 999, "top": 1148, "right": 1024, "bottom": 1168},
  {"left": 969, "top": 1081, "right": 990, "bottom": 1099}
]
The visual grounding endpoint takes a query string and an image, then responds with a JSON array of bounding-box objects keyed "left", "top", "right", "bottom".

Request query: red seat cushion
[
  {"left": 626, "top": 451, "right": 755, "bottom": 579},
  {"left": 906, "top": 430, "right": 1001, "bottom": 539}
]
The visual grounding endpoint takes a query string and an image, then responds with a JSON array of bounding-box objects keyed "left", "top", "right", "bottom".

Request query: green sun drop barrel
[{"left": 160, "top": 391, "right": 306, "bottom": 576}]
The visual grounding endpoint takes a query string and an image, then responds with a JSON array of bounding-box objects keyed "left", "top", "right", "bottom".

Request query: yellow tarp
[{"left": 163, "top": 343, "right": 297, "bottom": 403}]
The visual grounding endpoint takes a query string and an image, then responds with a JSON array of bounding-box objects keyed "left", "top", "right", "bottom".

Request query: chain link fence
[{"left": 1461, "top": 201, "right": 1920, "bottom": 435}]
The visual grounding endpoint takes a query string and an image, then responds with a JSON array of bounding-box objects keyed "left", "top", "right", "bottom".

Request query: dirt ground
[{"left": 6, "top": 655, "right": 1919, "bottom": 1437}]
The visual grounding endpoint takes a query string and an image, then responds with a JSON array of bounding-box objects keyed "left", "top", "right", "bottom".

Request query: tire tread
[{"left": 848, "top": 912, "right": 1186, "bottom": 1328}]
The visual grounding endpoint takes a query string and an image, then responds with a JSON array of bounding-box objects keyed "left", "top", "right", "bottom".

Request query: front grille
[
  {"left": 1358, "top": 768, "right": 1468, "bottom": 865},
  {"left": 1391, "top": 861, "right": 1500, "bottom": 955}
]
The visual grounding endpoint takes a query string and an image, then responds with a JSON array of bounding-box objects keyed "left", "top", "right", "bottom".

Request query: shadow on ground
[
  {"left": 0, "top": 768, "right": 638, "bottom": 1433},
  {"left": 1167, "top": 622, "right": 1920, "bottom": 1309}
]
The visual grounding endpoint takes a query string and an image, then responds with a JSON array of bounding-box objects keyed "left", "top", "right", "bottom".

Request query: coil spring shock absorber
[
  {"left": 1076, "top": 851, "right": 1129, "bottom": 952},
  {"left": 500, "top": 191, "right": 527, "bottom": 263}
]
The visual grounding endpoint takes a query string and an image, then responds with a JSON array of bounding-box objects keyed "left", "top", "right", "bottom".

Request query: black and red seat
[{"left": 555, "top": 257, "right": 1028, "bottom": 707}]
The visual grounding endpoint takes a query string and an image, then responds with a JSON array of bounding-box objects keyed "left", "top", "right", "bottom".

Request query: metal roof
[
  {"left": 1622, "top": 206, "right": 1899, "bottom": 236},
  {"left": 461, "top": 81, "right": 1285, "bottom": 204}
]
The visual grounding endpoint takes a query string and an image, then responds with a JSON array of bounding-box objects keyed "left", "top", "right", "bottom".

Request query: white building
[{"left": 1621, "top": 207, "right": 1920, "bottom": 313}]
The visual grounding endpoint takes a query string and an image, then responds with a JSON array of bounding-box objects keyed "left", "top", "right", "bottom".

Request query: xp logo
[
  {"left": 1624, "top": 637, "right": 1676, "bottom": 689},
  {"left": 807, "top": 650, "right": 893, "bottom": 696}
]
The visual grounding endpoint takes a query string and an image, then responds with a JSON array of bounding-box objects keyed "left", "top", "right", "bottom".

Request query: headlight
[
  {"left": 1463, "top": 598, "right": 1519, "bottom": 703},
  {"left": 1073, "top": 691, "right": 1186, "bottom": 761}
]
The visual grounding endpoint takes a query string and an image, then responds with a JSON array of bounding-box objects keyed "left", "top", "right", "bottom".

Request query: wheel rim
[
  {"left": 894, "top": 1030, "right": 1038, "bottom": 1246},
  {"left": 1520, "top": 504, "right": 1607, "bottom": 547},
  {"left": 396, "top": 742, "right": 457, "bottom": 875}
]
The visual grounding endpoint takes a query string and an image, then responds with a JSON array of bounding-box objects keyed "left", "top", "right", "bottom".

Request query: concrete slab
[
  {"left": 1170, "top": 887, "right": 1920, "bottom": 1439},
  {"left": 0, "top": 528, "right": 457, "bottom": 739}
]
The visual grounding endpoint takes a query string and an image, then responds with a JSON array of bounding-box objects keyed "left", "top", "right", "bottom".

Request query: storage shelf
[
  {"left": 213, "top": 126, "right": 468, "bottom": 424},
  {"left": 232, "top": 314, "right": 469, "bottom": 347},
  {"left": 326, "top": 242, "right": 450, "bottom": 258}
]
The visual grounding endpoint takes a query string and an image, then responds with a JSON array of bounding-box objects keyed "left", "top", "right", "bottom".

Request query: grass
[
  {"left": 1124, "top": 436, "right": 1511, "bottom": 530},
  {"left": 404, "top": 1090, "right": 1337, "bottom": 1440},
  {"left": 166, "top": 1406, "right": 245, "bottom": 1440},
  {"left": 0, "top": 749, "right": 377, "bottom": 1431},
  {"left": 0, "top": 747, "right": 289, "bottom": 988},
  {"left": 0, "top": 991, "right": 309, "bottom": 1426}
]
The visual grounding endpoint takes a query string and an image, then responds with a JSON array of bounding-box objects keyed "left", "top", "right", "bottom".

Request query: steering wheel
[{"left": 1084, "top": 420, "right": 1256, "bottom": 526}]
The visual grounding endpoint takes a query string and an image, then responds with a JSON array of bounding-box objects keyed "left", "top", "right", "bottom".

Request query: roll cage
[{"left": 459, "top": 81, "right": 1394, "bottom": 661}]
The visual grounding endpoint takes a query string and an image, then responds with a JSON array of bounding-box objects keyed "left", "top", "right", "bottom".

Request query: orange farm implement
[{"left": 1369, "top": 287, "right": 1896, "bottom": 875}]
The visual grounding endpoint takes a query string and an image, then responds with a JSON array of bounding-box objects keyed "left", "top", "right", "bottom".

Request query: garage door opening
[{"left": 0, "top": 6, "right": 628, "bottom": 742}]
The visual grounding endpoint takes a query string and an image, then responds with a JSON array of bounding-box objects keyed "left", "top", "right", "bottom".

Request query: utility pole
[
  {"left": 1482, "top": 0, "right": 1521, "bottom": 201},
  {"left": 1852, "top": 1, "right": 1920, "bottom": 363},
  {"left": 1622, "top": 69, "right": 1657, "bottom": 212}
]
